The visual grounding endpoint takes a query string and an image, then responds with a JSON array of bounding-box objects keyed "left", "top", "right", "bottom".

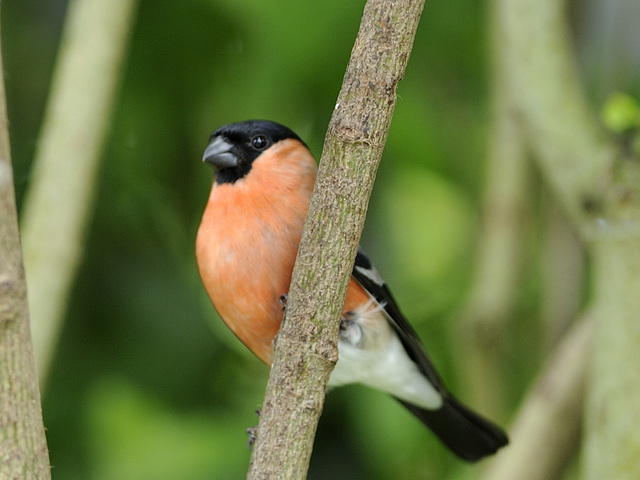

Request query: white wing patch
[{"left": 354, "top": 264, "right": 385, "bottom": 286}]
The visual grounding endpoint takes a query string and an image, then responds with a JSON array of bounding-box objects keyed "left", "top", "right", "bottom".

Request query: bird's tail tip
[{"left": 397, "top": 394, "right": 509, "bottom": 462}]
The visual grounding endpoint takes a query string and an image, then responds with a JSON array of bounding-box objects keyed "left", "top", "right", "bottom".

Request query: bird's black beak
[{"left": 202, "top": 136, "right": 239, "bottom": 169}]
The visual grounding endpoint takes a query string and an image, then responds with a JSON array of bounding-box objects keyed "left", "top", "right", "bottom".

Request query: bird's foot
[
  {"left": 246, "top": 409, "right": 261, "bottom": 449},
  {"left": 279, "top": 294, "right": 288, "bottom": 310}
]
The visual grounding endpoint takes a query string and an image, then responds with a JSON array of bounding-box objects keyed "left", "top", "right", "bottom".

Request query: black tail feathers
[{"left": 397, "top": 394, "right": 508, "bottom": 462}]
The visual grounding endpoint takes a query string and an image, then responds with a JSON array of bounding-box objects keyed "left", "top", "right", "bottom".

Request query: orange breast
[
  {"left": 196, "top": 139, "right": 316, "bottom": 364},
  {"left": 196, "top": 139, "right": 375, "bottom": 364}
]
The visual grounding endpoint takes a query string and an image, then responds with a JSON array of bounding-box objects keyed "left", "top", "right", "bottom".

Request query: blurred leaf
[{"left": 601, "top": 92, "right": 640, "bottom": 133}]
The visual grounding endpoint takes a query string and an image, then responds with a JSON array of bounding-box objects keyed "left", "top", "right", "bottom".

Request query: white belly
[{"left": 329, "top": 333, "right": 443, "bottom": 410}]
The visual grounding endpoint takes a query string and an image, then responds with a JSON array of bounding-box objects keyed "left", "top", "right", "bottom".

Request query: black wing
[
  {"left": 351, "top": 247, "right": 445, "bottom": 392},
  {"left": 351, "top": 247, "right": 509, "bottom": 461}
]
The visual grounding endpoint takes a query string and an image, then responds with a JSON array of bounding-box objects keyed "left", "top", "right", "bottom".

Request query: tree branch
[
  {"left": 500, "top": 0, "right": 640, "bottom": 477},
  {"left": 498, "top": 0, "right": 613, "bottom": 237},
  {"left": 247, "top": 0, "right": 425, "bottom": 478},
  {"left": 0, "top": 4, "right": 51, "bottom": 475},
  {"left": 584, "top": 239, "right": 640, "bottom": 480},
  {"left": 19, "top": 0, "right": 138, "bottom": 385},
  {"left": 539, "top": 197, "right": 584, "bottom": 348},
  {"left": 482, "top": 314, "right": 593, "bottom": 480},
  {"left": 456, "top": 0, "right": 531, "bottom": 420}
]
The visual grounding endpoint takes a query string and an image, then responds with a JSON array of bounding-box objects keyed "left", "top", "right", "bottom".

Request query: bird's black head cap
[{"left": 203, "top": 120, "right": 305, "bottom": 184}]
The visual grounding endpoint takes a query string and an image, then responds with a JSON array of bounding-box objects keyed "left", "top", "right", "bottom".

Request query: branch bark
[
  {"left": 0, "top": 4, "right": 51, "bottom": 475},
  {"left": 246, "top": 0, "right": 425, "bottom": 478},
  {"left": 20, "top": 0, "right": 137, "bottom": 386}
]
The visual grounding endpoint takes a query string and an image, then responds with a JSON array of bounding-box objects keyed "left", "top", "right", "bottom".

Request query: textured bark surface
[
  {"left": 246, "top": 0, "right": 425, "bottom": 478},
  {"left": 0, "top": 5, "right": 52, "bottom": 475}
]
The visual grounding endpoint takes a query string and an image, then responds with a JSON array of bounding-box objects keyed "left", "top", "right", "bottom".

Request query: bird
[{"left": 195, "top": 119, "right": 508, "bottom": 461}]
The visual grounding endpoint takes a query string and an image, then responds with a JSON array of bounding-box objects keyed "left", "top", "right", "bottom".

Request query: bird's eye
[{"left": 251, "top": 135, "right": 269, "bottom": 150}]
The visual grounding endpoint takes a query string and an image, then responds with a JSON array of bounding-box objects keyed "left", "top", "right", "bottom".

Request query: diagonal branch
[
  {"left": 456, "top": 0, "right": 531, "bottom": 420},
  {"left": 482, "top": 314, "right": 593, "bottom": 480},
  {"left": 246, "top": 0, "right": 426, "bottom": 478},
  {"left": 499, "top": 0, "right": 613, "bottom": 237},
  {"left": 20, "top": 0, "right": 138, "bottom": 385}
]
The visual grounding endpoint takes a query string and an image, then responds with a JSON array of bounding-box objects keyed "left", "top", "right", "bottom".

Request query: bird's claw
[
  {"left": 246, "top": 426, "right": 257, "bottom": 449},
  {"left": 246, "top": 409, "right": 261, "bottom": 449},
  {"left": 279, "top": 294, "right": 288, "bottom": 310}
]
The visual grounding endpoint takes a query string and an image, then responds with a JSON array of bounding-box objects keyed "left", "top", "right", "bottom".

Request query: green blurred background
[{"left": 3, "top": 0, "right": 639, "bottom": 478}]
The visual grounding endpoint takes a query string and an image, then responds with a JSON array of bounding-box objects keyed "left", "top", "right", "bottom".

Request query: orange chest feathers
[{"left": 196, "top": 140, "right": 316, "bottom": 363}]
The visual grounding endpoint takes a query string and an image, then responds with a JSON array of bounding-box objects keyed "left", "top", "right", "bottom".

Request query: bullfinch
[{"left": 196, "top": 119, "right": 508, "bottom": 461}]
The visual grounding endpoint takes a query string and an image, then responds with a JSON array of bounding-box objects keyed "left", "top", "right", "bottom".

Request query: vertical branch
[
  {"left": 500, "top": 0, "right": 640, "bottom": 477},
  {"left": 456, "top": 0, "right": 531, "bottom": 419},
  {"left": 584, "top": 239, "right": 640, "bottom": 480},
  {"left": 247, "top": 0, "right": 425, "bottom": 478},
  {"left": 0, "top": 5, "right": 51, "bottom": 476},
  {"left": 20, "top": 0, "right": 138, "bottom": 385}
]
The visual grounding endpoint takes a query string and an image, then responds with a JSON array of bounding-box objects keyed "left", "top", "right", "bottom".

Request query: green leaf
[{"left": 601, "top": 92, "right": 640, "bottom": 134}]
